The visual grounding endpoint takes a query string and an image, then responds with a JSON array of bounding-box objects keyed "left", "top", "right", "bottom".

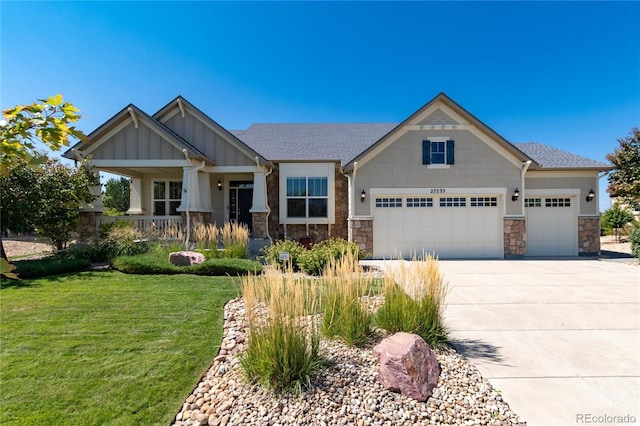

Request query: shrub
[
  {"left": 321, "top": 253, "right": 373, "bottom": 346},
  {"left": 240, "top": 271, "right": 321, "bottom": 393},
  {"left": 376, "top": 256, "right": 449, "bottom": 348},
  {"left": 99, "top": 220, "right": 149, "bottom": 259},
  {"left": 193, "top": 222, "right": 218, "bottom": 251},
  {"left": 110, "top": 248, "right": 262, "bottom": 276},
  {"left": 261, "top": 239, "right": 307, "bottom": 270},
  {"left": 14, "top": 257, "right": 91, "bottom": 279},
  {"left": 630, "top": 227, "right": 640, "bottom": 259},
  {"left": 299, "top": 238, "right": 364, "bottom": 276}
]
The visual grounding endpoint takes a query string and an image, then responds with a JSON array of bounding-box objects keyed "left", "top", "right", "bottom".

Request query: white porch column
[
  {"left": 178, "top": 166, "right": 203, "bottom": 212},
  {"left": 81, "top": 169, "right": 104, "bottom": 212},
  {"left": 249, "top": 171, "right": 269, "bottom": 213},
  {"left": 127, "top": 177, "right": 144, "bottom": 214},
  {"left": 198, "top": 172, "right": 212, "bottom": 212}
]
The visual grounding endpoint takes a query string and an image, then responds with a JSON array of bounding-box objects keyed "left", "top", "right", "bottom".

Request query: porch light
[
  {"left": 511, "top": 188, "right": 520, "bottom": 202},
  {"left": 361, "top": 189, "right": 366, "bottom": 203},
  {"left": 217, "top": 179, "right": 223, "bottom": 191},
  {"left": 586, "top": 189, "right": 595, "bottom": 202}
]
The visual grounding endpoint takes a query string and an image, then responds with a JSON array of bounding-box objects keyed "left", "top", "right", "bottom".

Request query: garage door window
[
  {"left": 525, "top": 198, "right": 542, "bottom": 207},
  {"left": 470, "top": 197, "right": 497, "bottom": 207},
  {"left": 545, "top": 198, "right": 571, "bottom": 207},
  {"left": 375, "top": 197, "right": 402, "bottom": 208},
  {"left": 439, "top": 197, "right": 466, "bottom": 207},
  {"left": 407, "top": 197, "right": 433, "bottom": 207}
]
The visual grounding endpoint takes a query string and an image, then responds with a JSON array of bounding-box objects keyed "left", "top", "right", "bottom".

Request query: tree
[
  {"left": 601, "top": 205, "right": 635, "bottom": 243},
  {"left": 103, "top": 177, "right": 131, "bottom": 215},
  {"left": 1, "top": 95, "right": 86, "bottom": 278},
  {"left": 0, "top": 155, "right": 96, "bottom": 250},
  {"left": 606, "top": 127, "right": 640, "bottom": 211}
]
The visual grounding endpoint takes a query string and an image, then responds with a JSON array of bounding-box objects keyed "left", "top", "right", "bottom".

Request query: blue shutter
[
  {"left": 446, "top": 140, "right": 455, "bottom": 164},
  {"left": 422, "top": 140, "right": 431, "bottom": 164}
]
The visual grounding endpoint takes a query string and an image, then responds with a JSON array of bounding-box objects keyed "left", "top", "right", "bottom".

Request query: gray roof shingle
[
  {"left": 231, "top": 123, "right": 610, "bottom": 170},
  {"left": 514, "top": 142, "right": 610, "bottom": 169}
]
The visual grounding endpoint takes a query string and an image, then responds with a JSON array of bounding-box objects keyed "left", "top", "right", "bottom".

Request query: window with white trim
[
  {"left": 545, "top": 198, "right": 571, "bottom": 207},
  {"left": 470, "top": 197, "right": 497, "bottom": 207},
  {"left": 439, "top": 197, "right": 466, "bottom": 207},
  {"left": 153, "top": 180, "right": 182, "bottom": 216},
  {"left": 407, "top": 197, "right": 433, "bottom": 207},
  {"left": 524, "top": 198, "right": 542, "bottom": 207},
  {"left": 286, "top": 176, "right": 328, "bottom": 218},
  {"left": 375, "top": 197, "right": 403, "bottom": 208},
  {"left": 422, "top": 139, "right": 455, "bottom": 165}
]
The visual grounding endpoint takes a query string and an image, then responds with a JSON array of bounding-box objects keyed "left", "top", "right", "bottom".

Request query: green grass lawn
[{"left": 0, "top": 270, "right": 239, "bottom": 425}]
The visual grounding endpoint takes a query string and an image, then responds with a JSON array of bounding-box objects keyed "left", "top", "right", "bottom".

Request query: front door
[{"left": 229, "top": 181, "right": 253, "bottom": 232}]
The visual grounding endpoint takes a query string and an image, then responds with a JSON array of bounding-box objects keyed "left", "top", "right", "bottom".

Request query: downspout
[
  {"left": 597, "top": 171, "right": 609, "bottom": 210},
  {"left": 182, "top": 149, "right": 205, "bottom": 249},
  {"left": 255, "top": 157, "right": 274, "bottom": 244},
  {"left": 340, "top": 161, "right": 358, "bottom": 242},
  {"left": 521, "top": 160, "right": 532, "bottom": 213}
]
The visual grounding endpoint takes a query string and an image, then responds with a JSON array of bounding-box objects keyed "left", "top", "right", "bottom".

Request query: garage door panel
[{"left": 526, "top": 196, "right": 576, "bottom": 256}]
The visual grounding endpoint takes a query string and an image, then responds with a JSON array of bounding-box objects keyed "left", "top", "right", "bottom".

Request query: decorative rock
[
  {"left": 169, "top": 251, "right": 206, "bottom": 266},
  {"left": 373, "top": 332, "right": 441, "bottom": 402}
]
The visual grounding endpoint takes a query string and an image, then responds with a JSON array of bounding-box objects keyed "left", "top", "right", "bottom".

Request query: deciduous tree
[
  {"left": 606, "top": 128, "right": 640, "bottom": 210},
  {"left": 103, "top": 177, "right": 131, "bottom": 215}
]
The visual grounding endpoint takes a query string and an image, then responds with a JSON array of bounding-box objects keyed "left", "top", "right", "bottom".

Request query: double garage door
[{"left": 372, "top": 194, "right": 502, "bottom": 259}]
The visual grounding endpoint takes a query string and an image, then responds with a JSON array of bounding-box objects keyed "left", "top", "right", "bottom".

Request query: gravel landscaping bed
[{"left": 173, "top": 298, "right": 526, "bottom": 426}]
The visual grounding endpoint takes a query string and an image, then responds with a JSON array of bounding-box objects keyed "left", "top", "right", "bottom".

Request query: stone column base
[
  {"left": 578, "top": 217, "right": 600, "bottom": 255},
  {"left": 349, "top": 218, "right": 373, "bottom": 257},
  {"left": 252, "top": 212, "right": 269, "bottom": 238},
  {"left": 504, "top": 217, "right": 526, "bottom": 257},
  {"left": 78, "top": 211, "right": 101, "bottom": 241}
]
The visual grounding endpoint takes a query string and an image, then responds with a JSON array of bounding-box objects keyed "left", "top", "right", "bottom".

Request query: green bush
[
  {"left": 375, "top": 257, "right": 449, "bottom": 348},
  {"left": 299, "top": 238, "right": 364, "bottom": 276},
  {"left": 14, "top": 257, "right": 92, "bottom": 279},
  {"left": 111, "top": 250, "right": 262, "bottom": 276},
  {"left": 99, "top": 220, "right": 149, "bottom": 259},
  {"left": 630, "top": 227, "right": 640, "bottom": 259},
  {"left": 261, "top": 239, "right": 307, "bottom": 270}
]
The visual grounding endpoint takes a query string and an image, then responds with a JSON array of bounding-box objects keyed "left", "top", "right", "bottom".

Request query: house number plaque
[{"left": 429, "top": 188, "right": 446, "bottom": 194}]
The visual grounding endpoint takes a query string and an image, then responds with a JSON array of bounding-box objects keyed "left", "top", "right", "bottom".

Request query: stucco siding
[
  {"left": 163, "top": 112, "right": 254, "bottom": 167},
  {"left": 355, "top": 129, "right": 521, "bottom": 216},
  {"left": 525, "top": 175, "right": 599, "bottom": 215}
]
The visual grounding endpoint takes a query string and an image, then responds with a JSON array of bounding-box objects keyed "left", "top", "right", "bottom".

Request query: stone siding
[
  {"left": 504, "top": 217, "right": 526, "bottom": 256},
  {"left": 180, "top": 212, "right": 213, "bottom": 228},
  {"left": 251, "top": 212, "right": 269, "bottom": 238},
  {"left": 578, "top": 217, "right": 600, "bottom": 255},
  {"left": 78, "top": 211, "right": 101, "bottom": 241},
  {"left": 266, "top": 169, "right": 349, "bottom": 243},
  {"left": 350, "top": 218, "right": 373, "bottom": 256}
]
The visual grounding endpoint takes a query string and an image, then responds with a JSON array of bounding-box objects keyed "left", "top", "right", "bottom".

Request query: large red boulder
[
  {"left": 169, "top": 251, "right": 206, "bottom": 267},
  {"left": 372, "top": 332, "right": 441, "bottom": 401}
]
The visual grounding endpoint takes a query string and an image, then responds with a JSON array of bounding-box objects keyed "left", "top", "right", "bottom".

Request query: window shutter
[
  {"left": 422, "top": 140, "right": 431, "bottom": 164},
  {"left": 446, "top": 140, "right": 455, "bottom": 164}
]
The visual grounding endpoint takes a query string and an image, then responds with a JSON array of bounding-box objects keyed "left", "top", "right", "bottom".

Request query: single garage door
[
  {"left": 525, "top": 196, "right": 577, "bottom": 256},
  {"left": 372, "top": 195, "right": 502, "bottom": 259}
]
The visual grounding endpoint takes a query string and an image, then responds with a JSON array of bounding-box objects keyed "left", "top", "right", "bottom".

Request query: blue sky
[{"left": 2, "top": 1, "right": 639, "bottom": 211}]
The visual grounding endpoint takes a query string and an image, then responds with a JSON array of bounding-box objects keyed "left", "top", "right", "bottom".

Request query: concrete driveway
[{"left": 439, "top": 259, "right": 639, "bottom": 425}]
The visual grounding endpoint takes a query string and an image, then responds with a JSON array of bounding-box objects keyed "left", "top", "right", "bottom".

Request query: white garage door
[
  {"left": 525, "top": 196, "right": 577, "bottom": 256},
  {"left": 372, "top": 195, "right": 502, "bottom": 259}
]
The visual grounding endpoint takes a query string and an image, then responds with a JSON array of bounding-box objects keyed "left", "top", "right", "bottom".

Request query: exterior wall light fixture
[
  {"left": 511, "top": 188, "right": 520, "bottom": 202},
  {"left": 217, "top": 179, "right": 223, "bottom": 191},
  {"left": 586, "top": 189, "right": 595, "bottom": 202},
  {"left": 361, "top": 189, "right": 366, "bottom": 203}
]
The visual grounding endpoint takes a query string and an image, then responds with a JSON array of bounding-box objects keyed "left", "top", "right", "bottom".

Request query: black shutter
[
  {"left": 422, "top": 140, "right": 431, "bottom": 164},
  {"left": 446, "top": 140, "right": 455, "bottom": 164}
]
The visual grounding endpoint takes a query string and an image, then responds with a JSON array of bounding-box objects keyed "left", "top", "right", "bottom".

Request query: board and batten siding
[
  {"left": 163, "top": 113, "right": 254, "bottom": 167},
  {"left": 91, "top": 121, "right": 185, "bottom": 161},
  {"left": 355, "top": 129, "right": 521, "bottom": 216}
]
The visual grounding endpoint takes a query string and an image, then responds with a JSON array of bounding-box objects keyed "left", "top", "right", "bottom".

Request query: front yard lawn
[{"left": 0, "top": 270, "right": 239, "bottom": 425}]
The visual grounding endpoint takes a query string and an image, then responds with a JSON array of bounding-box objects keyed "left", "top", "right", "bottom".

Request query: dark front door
[{"left": 229, "top": 181, "right": 253, "bottom": 232}]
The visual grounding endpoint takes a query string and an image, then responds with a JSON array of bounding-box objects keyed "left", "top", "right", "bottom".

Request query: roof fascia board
[
  {"left": 153, "top": 96, "right": 268, "bottom": 165},
  {"left": 527, "top": 170, "right": 600, "bottom": 178}
]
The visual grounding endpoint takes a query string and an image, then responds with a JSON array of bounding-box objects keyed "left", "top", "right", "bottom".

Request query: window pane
[
  {"left": 154, "top": 181, "right": 165, "bottom": 199},
  {"left": 287, "top": 199, "right": 306, "bottom": 217},
  {"left": 154, "top": 201, "right": 166, "bottom": 216},
  {"left": 308, "top": 177, "right": 328, "bottom": 196},
  {"left": 169, "top": 201, "right": 181, "bottom": 215},
  {"left": 431, "top": 141, "right": 445, "bottom": 164},
  {"left": 169, "top": 182, "right": 182, "bottom": 200},
  {"left": 309, "top": 198, "right": 327, "bottom": 217},
  {"left": 287, "top": 177, "right": 306, "bottom": 196}
]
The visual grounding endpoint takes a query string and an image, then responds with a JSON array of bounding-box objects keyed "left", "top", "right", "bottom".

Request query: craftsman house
[{"left": 65, "top": 93, "right": 610, "bottom": 258}]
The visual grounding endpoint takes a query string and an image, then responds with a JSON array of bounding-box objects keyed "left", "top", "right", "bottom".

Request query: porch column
[
  {"left": 80, "top": 169, "right": 104, "bottom": 213},
  {"left": 250, "top": 171, "right": 270, "bottom": 239},
  {"left": 179, "top": 166, "right": 203, "bottom": 212},
  {"left": 127, "top": 177, "right": 144, "bottom": 214}
]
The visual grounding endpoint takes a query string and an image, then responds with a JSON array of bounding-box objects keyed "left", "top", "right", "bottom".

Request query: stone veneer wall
[
  {"left": 349, "top": 218, "right": 373, "bottom": 255},
  {"left": 504, "top": 217, "right": 526, "bottom": 256},
  {"left": 578, "top": 217, "right": 601, "bottom": 255},
  {"left": 251, "top": 212, "right": 268, "bottom": 238},
  {"left": 266, "top": 169, "right": 349, "bottom": 242},
  {"left": 180, "top": 212, "right": 213, "bottom": 228},
  {"left": 78, "top": 211, "right": 101, "bottom": 241}
]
